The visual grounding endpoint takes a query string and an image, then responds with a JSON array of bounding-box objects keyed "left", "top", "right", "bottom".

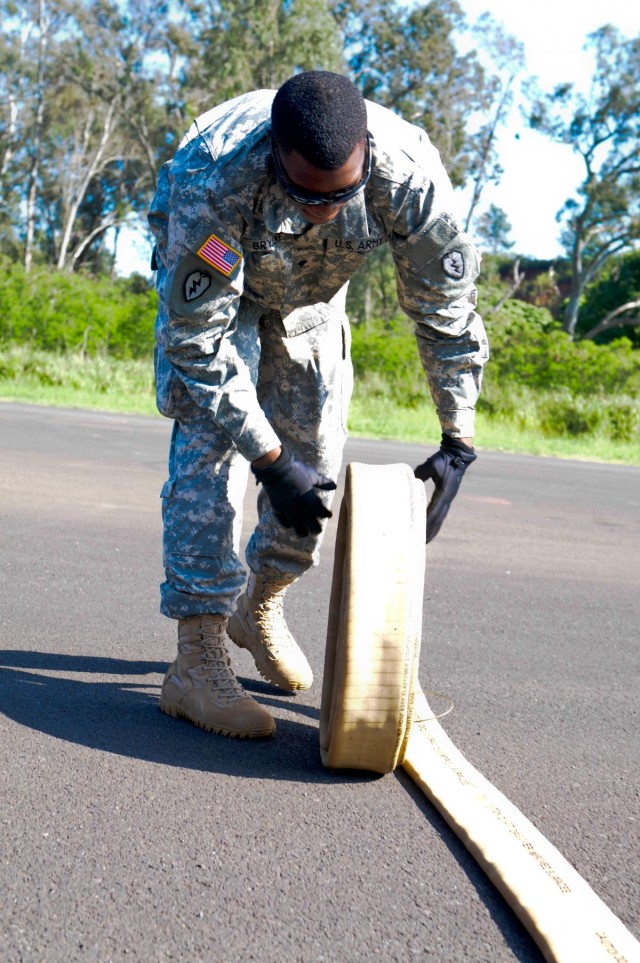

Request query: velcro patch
[
  {"left": 197, "top": 233, "right": 242, "bottom": 277},
  {"left": 442, "top": 250, "right": 465, "bottom": 279},
  {"left": 184, "top": 270, "right": 211, "bottom": 301}
]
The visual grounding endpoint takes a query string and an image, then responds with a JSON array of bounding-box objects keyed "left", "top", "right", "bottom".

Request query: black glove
[
  {"left": 414, "top": 434, "right": 477, "bottom": 544},
  {"left": 252, "top": 446, "right": 336, "bottom": 537}
]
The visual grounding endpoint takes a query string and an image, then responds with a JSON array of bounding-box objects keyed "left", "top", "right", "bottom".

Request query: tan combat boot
[
  {"left": 227, "top": 572, "right": 313, "bottom": 691},
  {"left": 160, "top": 614, "right": 275, "bottom": 738}
]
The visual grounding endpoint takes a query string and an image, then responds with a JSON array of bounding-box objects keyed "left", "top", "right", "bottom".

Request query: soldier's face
[{"left": 275, "top": 140, "right": 368, "bottom": 224}]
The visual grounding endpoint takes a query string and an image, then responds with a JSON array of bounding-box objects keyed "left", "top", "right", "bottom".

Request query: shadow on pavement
[
  {"left": 0, "top": 649, "right": 544, "bottom": 960},
  {"left": 0, "top": 649, "right": 372, "bottom": 785}
]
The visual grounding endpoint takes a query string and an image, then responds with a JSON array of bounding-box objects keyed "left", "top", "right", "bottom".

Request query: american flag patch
[{"left": 197, "top": 233, "right": 242, "bottom": 276}]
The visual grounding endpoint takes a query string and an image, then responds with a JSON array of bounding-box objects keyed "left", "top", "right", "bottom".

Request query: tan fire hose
[{"left": 320, "top": 462, "right": 640, "bottom": 963}]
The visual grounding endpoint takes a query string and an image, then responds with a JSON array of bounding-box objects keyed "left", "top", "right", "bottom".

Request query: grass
[
  {"left": 1, "top": 347, "right": 639, "bottom": 465},
  {"left": 0, "top": 348, "right": 157, "bottom": 416},
  {"left": 348, "top": 391, "right": 640, "bottom": 465},
  {"left": 0, "top": 376, "right": 158, "bottom": 416}
]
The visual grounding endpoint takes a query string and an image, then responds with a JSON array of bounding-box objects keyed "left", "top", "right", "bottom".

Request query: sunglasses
[{"left": 271, "top": 133, "right": 372, "bottom": 207}]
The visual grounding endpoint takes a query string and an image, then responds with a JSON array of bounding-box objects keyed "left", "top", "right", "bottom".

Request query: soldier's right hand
[{"left": 252, "top": 446, "right": 336, "bottom": 537}]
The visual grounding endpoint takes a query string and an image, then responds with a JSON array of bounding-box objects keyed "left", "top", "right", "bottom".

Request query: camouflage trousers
[{"left": 158, "top": 291, "right": 353, "bottom": 619}]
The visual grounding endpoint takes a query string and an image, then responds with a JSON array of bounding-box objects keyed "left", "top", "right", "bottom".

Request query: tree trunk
[
  {"left": 488, "top": 258, "right": 523, "bottom": 314},
  {"left": 562, "top": 230, "right": 586, "bottom": 337},
  {"left": 562, "top": 292, "right": 582, "bottom": 338},
  {"left": 56, "top": 101, "right": 116, "bottom": 270},
  {"left": 464, "top": 79, "right": 512, "bottom": 233},
  {"left": 563, "top": 229, "right": 627, "bottom": 337},
  {"left": 24, "top": 0, "right": 48, "bottom": 273},
  {"left": 0, "top": 99, "right": 17, "bottom": 181}
]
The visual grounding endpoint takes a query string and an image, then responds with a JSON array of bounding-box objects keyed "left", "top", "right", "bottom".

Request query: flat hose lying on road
[{"left": 320, "top": 462, "right": 640, "bottom": 963}]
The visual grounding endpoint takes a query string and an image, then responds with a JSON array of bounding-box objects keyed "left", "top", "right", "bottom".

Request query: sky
[{"left": 116, "top": 0, "right": 640, "bottom": 275}]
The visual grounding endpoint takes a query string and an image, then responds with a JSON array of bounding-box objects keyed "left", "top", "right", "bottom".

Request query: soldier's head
[{"left": 271, "top": 71, "right": 370, "bottom": 224}]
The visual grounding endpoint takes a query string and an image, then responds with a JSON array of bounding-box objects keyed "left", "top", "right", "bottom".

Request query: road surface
[{"left": 1, "top": 403, "right": 638, "bottom": 962}]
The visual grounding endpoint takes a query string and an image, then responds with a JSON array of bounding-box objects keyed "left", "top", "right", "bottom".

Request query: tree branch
[
  {"left": 580, "top": 300, "right": 640, "bottom": 340},
  {"left": 488, "top": 257, "right": 524, "bottom": 314},
  {"left": 56, "top": 100, "right": 116, "bottom": 269},
  {"left": 69, "top": 214, "right": 120, "bottom": 266}
]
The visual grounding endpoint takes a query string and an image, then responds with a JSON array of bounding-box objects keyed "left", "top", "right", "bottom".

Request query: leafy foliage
[
  {"left": 475, "top": 204, "right": 514, "bottom": 255},
  {"left": 1, "top": 0, "right": 178, "bottom": 271},
  {"left": 336, "top": 0, "right": 485, "bottom": 186},
  {"left": 0, "top": 257, "right": 156, "bottom": 357},
  {"left": 1, "top": 258, "right": 639, "bottom": 445},
  {"left": 577, "top": 250, "right": 640, "bottom": 345},
  {"left": 485, "top": 299, "right": 640, "bottom": 396},
  {"left": 351, "top": 286, "right": 640, "bottom": 441},
  {"left": 345, "top": 246, "right": 403, "bottom": 327},
  {"left": 350, "top": 315, "right": 427, "bottom": 407},
  {"left": 179, "top": 0, "right": 344, "bottom": 111},
  {"left": 479, "top": 298, "right": 640, "bottom": 441}
]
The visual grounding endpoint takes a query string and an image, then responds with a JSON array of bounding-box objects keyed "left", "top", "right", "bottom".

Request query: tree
[
  {"left": 177, "top": 0, "right": 345, "bottom": 113},
  {"left": 1, "top": 0, "right": 179, "bottom": 272},
  {"left": 345, "top": 246, "right": 403, "bottom": 328},
  {"left": 462, "top": 14, "right": 524, "bottom": 231},
  {"left": 476, "top": 204, "right": 514, "bottom": 255},
  {"left": 530, "top": 26, "right": 640, "bottom": 338},
  {"left": 0, "top": 0, "right": 70, "bottom": 263},
  {"left": 334, "top": 0, "right": 485, "bottom": 186}
]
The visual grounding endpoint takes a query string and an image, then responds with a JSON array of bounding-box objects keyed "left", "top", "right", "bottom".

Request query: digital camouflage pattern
[
  {"left": 149, "top": 91, "right": 489, "bottom": 451},
  {"left": 157, "top": 292, "right": 351, "bottom": 617},
  {"left": 148, "top": 90, "right": 488, "bottom": 616}
]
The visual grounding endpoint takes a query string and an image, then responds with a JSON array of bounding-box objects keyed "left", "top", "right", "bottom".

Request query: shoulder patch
[
  {"left": 168, "top": 250, "right": 242, "bottom": 321},
  {"left": 442, "top": 250, "right": 465, "bottom": 279},
  {"left": 184, "top": 269, "right": 211, "bottom": 301},
  {"left": 197, "top": 233, "right": 242, "bottom": 277}
]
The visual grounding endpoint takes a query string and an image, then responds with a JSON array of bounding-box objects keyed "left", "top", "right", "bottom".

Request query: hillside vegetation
[{"left": 0, "top": 257, "right": 638, "bottom": 464}]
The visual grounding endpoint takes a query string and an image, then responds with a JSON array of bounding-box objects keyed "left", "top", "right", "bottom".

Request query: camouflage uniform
[{"left": 148, "top": 90, "right": 489, "bottom": 619}]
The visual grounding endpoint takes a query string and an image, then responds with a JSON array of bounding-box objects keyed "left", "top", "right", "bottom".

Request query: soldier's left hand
[{"left": 414, "top": 435, "right": 477, "bottom": 543}]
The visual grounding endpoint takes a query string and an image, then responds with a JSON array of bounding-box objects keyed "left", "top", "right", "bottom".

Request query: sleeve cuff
[
  {"left": 234, "top": 421, "right": 282, "bottom": 464},
  {"left": 437, "top": 408, "right": 475, "bottom": 439}
]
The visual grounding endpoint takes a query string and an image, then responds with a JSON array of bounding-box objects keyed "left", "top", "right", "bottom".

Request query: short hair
[{"left": 271, "top": 71, "right": 367, "bottom": 170}]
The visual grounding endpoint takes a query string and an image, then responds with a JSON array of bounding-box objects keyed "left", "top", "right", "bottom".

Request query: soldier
[{"left": 148, "top": 70, "right": 489, "bottom": 740}]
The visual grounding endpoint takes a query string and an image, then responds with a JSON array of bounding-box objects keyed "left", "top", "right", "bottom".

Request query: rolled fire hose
[{"left": 320, "top": 462, "right": 640, "bottom": 963}]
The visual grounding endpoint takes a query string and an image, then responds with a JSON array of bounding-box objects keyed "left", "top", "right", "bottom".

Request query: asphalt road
[{"left": 1, "top": 402, "right": 638, "bottom": 963}]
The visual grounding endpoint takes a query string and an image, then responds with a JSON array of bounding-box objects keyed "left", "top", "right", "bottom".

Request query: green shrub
[
  {"left": 608, "top": 401, "right": 640, "bottom": 442},
  {"left": 0, "top": 258, "right": 157, "bottom": 358},
  {"left": 1, "top": 257, "right": 639, "bottom": 449},
  {"left": 477, "top": 379, "right": 640, "bottom": 440},
  {"left": 537, "top": 392, "right": 604, "bottom": 437},
  {"left": 577, "top": 251, "right": 640, "bottom": 346},
  {"left": 350, "top": 317, "right": 428, "bottom": 407},
  {"left": 484, "top": 299, "right": 640, "bottom": 397}
]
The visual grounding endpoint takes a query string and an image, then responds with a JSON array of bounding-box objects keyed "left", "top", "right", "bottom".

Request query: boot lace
[
  {"left": 252, "top": 590, "right": 295, "bottom": 657},
  {"left": 201, "top": 638, "right": 246, "bottom": 705}
]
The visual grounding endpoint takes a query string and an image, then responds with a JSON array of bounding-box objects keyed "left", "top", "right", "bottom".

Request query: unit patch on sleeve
[
  {"left": 197, "top": 233, "right": 242, "bottom": 277},
  {"left": 184, "top": 270, "right": 212, "bottom": 301},
  {"left": 442, "top": 250, "right": 465, "bottom": 279}
]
